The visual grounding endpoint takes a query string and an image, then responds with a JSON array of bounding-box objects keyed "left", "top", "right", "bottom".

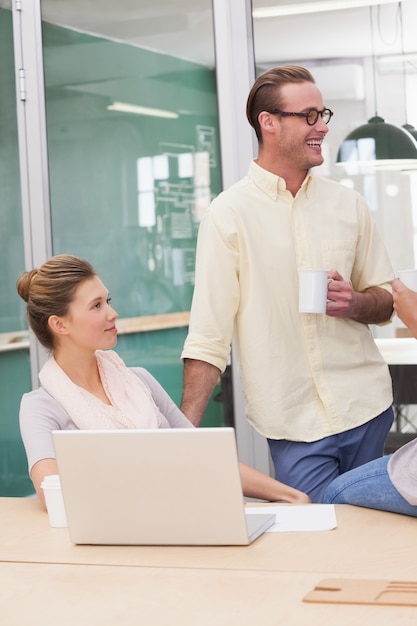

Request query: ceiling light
[
  {"left": 403, "top": 123, "right": 417, "bottom": 142},
  {"left": 107, "top": 101, "right": 179, "bottom": 119},
  {"left": 336, "top": 116, "right": 417, "bottom": 172},
  {"left": 336, "top": 4, "right": 417, "bottom": 173},
  {"left": 253, "top": 0, "right": 412, "bottom": 18},
  {"left": 396, "top": 2, "right": 417, "bottom": 150}
]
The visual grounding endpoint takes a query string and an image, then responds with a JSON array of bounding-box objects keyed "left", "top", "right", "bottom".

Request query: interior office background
[{"left": 1, "top": 0, "right": 417, "bottom": 497}]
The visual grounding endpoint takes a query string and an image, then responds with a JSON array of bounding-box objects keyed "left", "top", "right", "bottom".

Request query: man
[{"left": 181, "top": 66, "right": 395, "bottom": 502}]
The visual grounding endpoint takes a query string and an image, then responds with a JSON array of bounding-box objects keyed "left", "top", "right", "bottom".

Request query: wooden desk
[
  {"left": 3, "top": 562, "right": 416, "bottom": 626},
  {"left": 375, "top": 338, "right": 417, "bottom": 365},
  {"left": 1, "top": 497, "right": 416, "bottom": 625},
  {"left": 1, "top": 497, "right": 416, "bottom": 578}
]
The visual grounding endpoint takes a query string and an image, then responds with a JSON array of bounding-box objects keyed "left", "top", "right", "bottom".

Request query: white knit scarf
[{"left": 39, "top": 350, "right": 162, "bottom": 430}]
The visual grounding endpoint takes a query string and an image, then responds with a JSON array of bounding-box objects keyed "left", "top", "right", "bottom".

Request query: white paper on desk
[{"left": 245, "top": 504, "right": 337, "bottom": 532}]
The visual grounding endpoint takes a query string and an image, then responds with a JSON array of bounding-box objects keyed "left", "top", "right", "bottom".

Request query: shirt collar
[{"left": 248, "top": 160, "right": 312, "bottom": 199}]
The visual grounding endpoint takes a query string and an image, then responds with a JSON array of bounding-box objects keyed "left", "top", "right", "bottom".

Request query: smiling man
[{"left": 181, "top": 66, "right": 395, "bottom": 502}]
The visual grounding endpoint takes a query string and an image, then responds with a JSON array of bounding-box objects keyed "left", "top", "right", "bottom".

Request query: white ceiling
[{"left": 40, "top": 0, "right": 417, "bottom": 68}]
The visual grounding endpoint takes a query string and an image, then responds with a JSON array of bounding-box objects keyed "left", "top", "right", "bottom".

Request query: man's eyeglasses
[{"left": 267, "top": 108, "right": 334, "bottom": 126}]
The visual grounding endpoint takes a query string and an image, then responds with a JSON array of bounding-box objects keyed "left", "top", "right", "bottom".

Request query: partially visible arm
[
  {"left": 326, "top": 269, "right": 393, "bottom": 324},
  {"left": 239, "top": 462, "right": 311, "bottom": 503},
  {"left": 392, "top": 278, "right": 417, "bottom": 336},
  {"left": 20, "top": 388, "right": 75, "bottom": 509},
  {"left": 30, "top": 458, "right": 59, "bottom": 509},
  {"left": 180, "top": 358, "right": 221, "bottom": 426}
]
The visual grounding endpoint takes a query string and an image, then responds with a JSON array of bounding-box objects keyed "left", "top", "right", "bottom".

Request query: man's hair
[{"left": 246, "top": 65, "right": 315, "bottom": 142}]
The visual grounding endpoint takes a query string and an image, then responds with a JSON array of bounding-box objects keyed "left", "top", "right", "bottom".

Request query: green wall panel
[
  {"left": 42, "top": 24, "right": 224, "bottom": 425},
  {"left": 0, "top": 351, "right": 34, "bottom": 496}
]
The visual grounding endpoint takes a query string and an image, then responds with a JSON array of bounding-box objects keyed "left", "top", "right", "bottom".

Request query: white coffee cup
[
  {"left": 398, "top": 269, "right": 417, "bottom": 292},
  {"left": 41, "top": 474, "right": 68, "bottom": 528},
  {"left": 298, "top": 269, "right": 329, "bottom": 314}
]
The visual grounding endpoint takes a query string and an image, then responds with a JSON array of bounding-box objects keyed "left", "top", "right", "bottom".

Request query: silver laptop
[{"left": 52, "top": 428, "right": 275, "bottom": 546}]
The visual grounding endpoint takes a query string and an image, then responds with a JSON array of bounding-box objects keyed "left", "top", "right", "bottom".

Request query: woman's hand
[{"left": 392, "top": 278, "right": 417, "bottom": 337}]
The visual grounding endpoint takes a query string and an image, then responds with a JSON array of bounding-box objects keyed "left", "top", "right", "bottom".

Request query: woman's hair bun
[{"left": 16, "top": 269, "right": 38, "bottom": 303}]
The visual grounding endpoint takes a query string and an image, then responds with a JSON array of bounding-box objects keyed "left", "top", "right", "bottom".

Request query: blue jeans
[
  {"left": 323, "top": 455, "right": 417, "bottom": 517},
  {"left": 267, "top": 407, "right": 394, "bottom": 503}
]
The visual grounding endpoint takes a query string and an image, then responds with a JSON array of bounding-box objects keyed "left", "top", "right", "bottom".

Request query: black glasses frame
[{"left": 267, "top": 108, "right": 334, "bottom": 126}]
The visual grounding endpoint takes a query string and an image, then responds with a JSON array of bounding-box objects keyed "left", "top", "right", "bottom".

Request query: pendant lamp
[
  {"left": 336, "top": 4, "right": 417, "bottom": 172},
  {"left": 398, "top": 2, "right": 417, "bottom": 148},
  {"left": 337, "top": 115, "right": 417, "bottom": 171},
  {"left": 403, "top": 123, "right": 417, "bottom": 142}
]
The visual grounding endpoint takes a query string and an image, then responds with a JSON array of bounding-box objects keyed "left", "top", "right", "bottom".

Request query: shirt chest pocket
[{"left": 321, "top": 240, "right": 356, "bottom": 279}]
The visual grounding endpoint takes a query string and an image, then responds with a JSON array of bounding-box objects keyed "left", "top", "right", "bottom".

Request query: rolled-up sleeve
[{"left": 181, "top": 200, "right": 240, "bottom": 373}]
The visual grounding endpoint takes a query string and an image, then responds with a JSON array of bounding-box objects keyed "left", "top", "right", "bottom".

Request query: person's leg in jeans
[
  {"left": 267, "top": 407, "right": 394, "bottom": 503},
  {"left": 323, "top": 455, "right": 417, "bottom": 517}
]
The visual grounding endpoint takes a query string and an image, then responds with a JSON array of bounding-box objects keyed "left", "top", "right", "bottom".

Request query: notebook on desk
[{"left": 52, "top": 427, "right": 275, "bottom": 546}]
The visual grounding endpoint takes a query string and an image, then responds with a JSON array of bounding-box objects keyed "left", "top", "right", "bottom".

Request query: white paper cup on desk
[
  {"left": 398, "top": 269, "right": 417, "bottom": 291},
  {"left": 41, "top": 474, "right": 68, "bottom": 528},
  {"left": 298, "top": 269, "right": 329, "bottom": 314}
]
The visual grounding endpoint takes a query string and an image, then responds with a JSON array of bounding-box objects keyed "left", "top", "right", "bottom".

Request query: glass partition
[
  {"left": 40, "top": 1, "right": 223, "bottom": 423},
  {"left": 0, "top": 4, "right": 33, "bottom": 496}
]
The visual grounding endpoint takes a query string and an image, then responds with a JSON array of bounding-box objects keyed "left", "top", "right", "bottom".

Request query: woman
[
  {"left": 323, "top": 278, "right": 417, "bottom": 516},
  {"left": 18, "top": 254, "right": 310, "bottom": 509}
]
